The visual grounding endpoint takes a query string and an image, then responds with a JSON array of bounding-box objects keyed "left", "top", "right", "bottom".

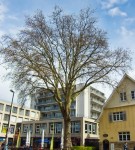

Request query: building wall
[
  {"left": 0, "top": 100, "right": 40, "bottom": 140},
  {"left": 20, "top": 117, "right": 99, "bottom": 147},
  {"left": 99, "top": 74, "right": 135, "bottom": 150},
  {"left": 33, "top": 84, "right": 106, "bottom": 120}
]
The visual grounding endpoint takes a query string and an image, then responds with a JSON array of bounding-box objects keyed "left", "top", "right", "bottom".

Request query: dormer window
[{"left": 120, "top": 92, "right": 127, "bottom": 101}]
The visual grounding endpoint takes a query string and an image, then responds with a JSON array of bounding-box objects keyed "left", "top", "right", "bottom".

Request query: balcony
[
  {"left": 90, "top": 88, "right": 106, "bottom": 99},
  {"left": 41, "top": 114, "right": 63, "bottom": 119},
  {"left": 39, "top": 107, "right": 60, "bottom": 112},
  {"left": 91, "top": 98, "right": 104, "bottom": 106},
  {"left": 36, "top": 100, "right": 57, "bottom": 106},
  {"left": 91, "top": 106, "right": 102, "bottom": 113},
  {"left": 37, "top": 93, "right": 54, "bottom": 99}
]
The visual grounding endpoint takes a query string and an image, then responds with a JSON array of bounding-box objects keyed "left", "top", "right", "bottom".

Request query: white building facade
[
  {"left": 31, "top": 84, "right": 105, "bottom": 120},
  {"left": 25, "top": 84, "right": 106, "bottom": 148},
  {"left": 0, "top": 100, "right": 40, "bottom": 145}
]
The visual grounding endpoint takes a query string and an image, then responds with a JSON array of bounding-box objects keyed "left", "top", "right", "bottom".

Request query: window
[
  {"left": 36, "top": 112, "right": 40, "bottom": 118},
  {"left": 49, "top": 123, "right": 54, "bottom": 134},
  {"left": 12, "top": 107, "right": 17, "bottom": 113},
  {"left": 19, "top": 108, "right": 24, "bottom": 115},
  {"left": 85, "top": 123, "right": 87, "bottom": 133},
  {"left": 0, "top": 113, "right": 2, "bottom": 120},
  {"left": 85, "top": 122, "right": 97, "bottom": 134},
  {"left": 25, "top": 110, "right": 30, "bottom": 116},
  {"left": 1, "top": 124, "right": 8, "bottom": 133},
  {"left": 120, "top": 92, "right": 127, "bottom": 101},
  {"left": 131, "top": 91, "right": 135, "bottom": 99},
  {"left": 5, "top": 105, "right": 11, "bottom": 112},
  {"left": 31, "top": 111, "right": 35, "bottom": 118},
  {"left": 92, "top": 124, "right": 96, "bottom": 134},
  {"left": 0, "top": 103, "right": 4, "bottom": 111},
  {"left": 11, "top": 116, "right": 16, "bottom": 122},
  {"left": 119, "top": 132, "right": 130, "bottom": 141},
  {"left": 35, "top": 124, "right": 40, "bottom": 133},
  {"left": 70, "top": 110, "right": 75, "bottom": 117},
  {"left": 41, "top": 123, "right": 47, "bottom": 132},
  {"left": 55, "top": 123, "right": 62, "bottom": 133},
  {"left": 4, "top": 114, "right": 9, "bottom": 121},
  {"left": 89, "top": 124, "right": 92, "bottom": 134},
  {"left": 30, "top": 124, "right": 33, "bottom": 133},
  {"left": 71, "top": 121, "right": 80, "bottom": 133},
  {"left": 23, "top": 124, "right": 28, "bottom": 133},
  {"left": 109, "top": 112, "right": 126, "bottom": 122},
  {"left": 10, "top": 125, "right": 15, "bottom": 134}
]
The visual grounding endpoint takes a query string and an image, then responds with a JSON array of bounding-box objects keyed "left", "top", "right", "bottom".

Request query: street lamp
[{"left": 4, "top": 90, "right": 14, "bottom": 150}]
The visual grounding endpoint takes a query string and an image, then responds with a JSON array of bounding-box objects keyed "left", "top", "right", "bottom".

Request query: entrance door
[{"left": 103, "top": 139, "right": 109, "bottom": 150}]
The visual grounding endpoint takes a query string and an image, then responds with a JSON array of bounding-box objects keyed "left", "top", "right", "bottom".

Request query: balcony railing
[
  {"left": 91, "top": 89, "right": 106, "bottom": 99},
  {"left": 91, "top": 107, "right": 102, "bottom": 112},
  {"left": 91, "top": 98, "right": 104, "bottom": 106}
]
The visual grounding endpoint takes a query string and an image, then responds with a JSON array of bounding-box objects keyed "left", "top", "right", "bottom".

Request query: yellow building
[{"left": 99, "top": 74, "right": 135, "bottom": 150}]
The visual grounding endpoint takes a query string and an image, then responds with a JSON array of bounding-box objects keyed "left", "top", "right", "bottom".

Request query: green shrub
[{"left": 71, "top": 146, "right": 95, "bottom": 150}]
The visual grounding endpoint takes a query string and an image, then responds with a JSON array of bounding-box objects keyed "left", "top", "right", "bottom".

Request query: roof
[{"left": 97, "top": 73, "right": 135, "bottom": 121}]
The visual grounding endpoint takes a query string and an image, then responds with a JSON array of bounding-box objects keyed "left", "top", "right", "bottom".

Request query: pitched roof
[{"left": 97, "top": 73, "right": 135, "bottom": 121}]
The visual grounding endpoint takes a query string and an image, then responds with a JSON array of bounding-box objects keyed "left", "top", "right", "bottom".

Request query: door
[{"left": 103, "top": 139, "right": 109, "bottom": 150}]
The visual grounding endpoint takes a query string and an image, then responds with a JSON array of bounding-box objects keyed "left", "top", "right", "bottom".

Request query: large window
[
  {"left": 35, "top": 123, "right": 47, "bottom": 134},
  {"left": 120, "top": 92, "right": 127, "bottom": 101},
  {"left": 55, "top": 122, "right": 62, "bottom": 133},
  {"left": 49, "top": 122, "right": 62, "bottom": 134},
  {"left": 109, "top": 112, "right": 126, "bottom": 122},
  {"left": 119, "top": 132, "right": 130, "bottom": 141},
  {"left": 85, "top": 122, "right": 97, "bottom": 134},
  {"left": 131, "top": 91, "right": 135, "bottom": 99},
  {"left": 71, "top": 121, "right": 80, "bottom": 133}
]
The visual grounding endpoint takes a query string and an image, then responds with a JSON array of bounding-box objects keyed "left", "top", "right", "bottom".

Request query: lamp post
[{"left": 4, "top": 90, "right": 14, "bottom": 150}]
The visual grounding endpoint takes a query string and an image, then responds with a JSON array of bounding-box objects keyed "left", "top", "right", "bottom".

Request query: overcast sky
[{"left": 0, "top": 0, "right": 135, "bottom": 103}]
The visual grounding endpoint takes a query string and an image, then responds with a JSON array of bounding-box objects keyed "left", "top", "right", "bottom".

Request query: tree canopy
[{"left": 0, "top": 6, "right": 131, "bottom": 149}]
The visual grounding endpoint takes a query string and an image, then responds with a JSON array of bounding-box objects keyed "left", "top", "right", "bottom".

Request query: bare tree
[{"left": 0, "top": 6, "right": 131, "bottom": 149}]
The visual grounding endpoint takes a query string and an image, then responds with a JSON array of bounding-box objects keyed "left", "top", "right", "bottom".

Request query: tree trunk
[{"left": 63, "top": 115, "right": 72, "bottom": 150}]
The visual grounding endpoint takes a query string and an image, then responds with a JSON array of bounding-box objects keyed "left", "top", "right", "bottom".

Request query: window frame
[
  {"left": 119, "top": 132, "right": 130, "bottom": 141},
  {"left": 131, "top": 91, "right": 135, "bottom": 99},
  {"left": 120, "top": 92, "right": 127, "bottom": 101},
  {"left": 109, "top": 111, "right": 126, "bottom": 122}
]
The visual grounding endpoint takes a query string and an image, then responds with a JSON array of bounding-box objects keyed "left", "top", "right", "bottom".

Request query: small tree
[{"left": 0, "top": 6, "right": 131, "bottom": 149}]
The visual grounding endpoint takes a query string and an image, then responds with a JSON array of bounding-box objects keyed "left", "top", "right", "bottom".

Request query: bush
[{"left": 71, "top": 146, "right": 96, "bottom": 150}]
